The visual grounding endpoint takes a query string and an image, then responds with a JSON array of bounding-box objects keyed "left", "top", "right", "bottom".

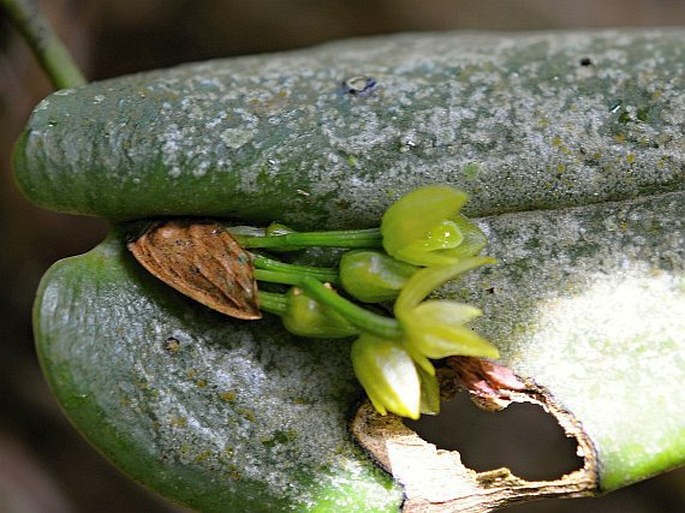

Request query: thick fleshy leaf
[
  {"left": 18, "top": 28, "right": 685, "bottom": 513},
  {"left": 35, "top": 233, "right": 403, "bottom": 512},
  {"left": 469, "top": 192, "right": 685, "bottom": 492}
]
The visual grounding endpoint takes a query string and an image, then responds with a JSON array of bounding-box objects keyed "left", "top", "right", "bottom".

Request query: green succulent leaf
[
  {"left": 17, "top": 27, "right": 685, "bottom": 512},
  {"left": 35, "top": 233, "right": 403, "bottom": 512}
]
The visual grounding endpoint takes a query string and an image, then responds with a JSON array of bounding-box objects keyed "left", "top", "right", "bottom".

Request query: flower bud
[
  {"left": 265, "top": 222, "right": 295, "bottom": 237},
  {"left": 264, "top": 223, "right": 300, "bottom": 251},
  {"left": 281, "top": 287, "right": 359, "bottom": 338},
  {"left": 340, "top": 250, "right": 418, "bottom": 303},
  {"left": 351, "top": 334, "right": 421, "bottom": 419}
]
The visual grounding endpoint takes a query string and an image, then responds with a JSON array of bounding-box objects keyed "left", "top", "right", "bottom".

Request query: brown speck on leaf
[
  {"left": 128, "top": 220, "right": 261, "bottom": 319},
  {"left": 164, "top": 336, "right": 181, "bottom": 354}
]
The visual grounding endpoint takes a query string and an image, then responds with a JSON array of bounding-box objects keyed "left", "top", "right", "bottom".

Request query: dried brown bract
[{"left": 128, "top": 220, "right": 261, "bottom": 320}]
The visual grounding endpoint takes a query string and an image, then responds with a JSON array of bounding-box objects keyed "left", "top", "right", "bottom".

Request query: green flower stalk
[
  {"left": 249, "top": 259, "right": 403, "bottom": 339},
  {"left": 297, "top": 276, "right": 402, "bottom": 340},
  {"left": 233, "top": 224, "right": 383, "bottom": 250},
  {"left": 252, "top": 254, "right": 339, "bottom": 284}
]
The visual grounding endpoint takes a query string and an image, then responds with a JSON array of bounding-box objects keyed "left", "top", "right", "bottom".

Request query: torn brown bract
[{"left": 351, "top": 361, "right": 598, "bottom": 513}]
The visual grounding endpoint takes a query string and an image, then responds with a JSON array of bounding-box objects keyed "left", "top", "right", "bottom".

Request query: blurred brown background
[{"left": 1, "top": 1, "right": 684, "bottom": 512}]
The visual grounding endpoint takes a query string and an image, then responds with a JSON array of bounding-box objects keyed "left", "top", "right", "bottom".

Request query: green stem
[
  {"left": 1, "top": 0, "right": 87, "bottom": 89},
  {"left": 255, "top": 271, "right": 400, "bottom": 339},
  {"left": 254, "top": 269, "right": 304, "bottom": 287},
  {"left": 299, "top": 276, "right": 402, "bottom": 340},
  {"left": 257, "top": 291, "right": 288, "bottom": 316},
  {"left": 252, "top": 254, "right": 339, "bottom": 284},
  {"left": 237, "top": 228, "right": 382, "bottom": 250}
]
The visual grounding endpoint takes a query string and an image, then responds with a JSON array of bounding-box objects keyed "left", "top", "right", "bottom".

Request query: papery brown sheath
[{"left": 127, "top": 220, "right": 261, "bottom": 320}]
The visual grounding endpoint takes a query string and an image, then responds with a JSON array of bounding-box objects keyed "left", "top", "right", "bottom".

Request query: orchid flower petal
[
  {"left": 395, "top": 257, "right": 496, "bottom": 314},
  {"left": 403, "top": 318, "right": 500, "bottom": 359},
  {"left": 412, "top": 300, "right": 483, "bottom": 326}
]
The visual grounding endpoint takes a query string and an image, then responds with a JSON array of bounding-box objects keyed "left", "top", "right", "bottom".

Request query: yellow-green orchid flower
[
  {"left": 395, "top": 257, "right": 500, "bottom": 374},
  {"left": 380, "top": 185, "right": 487, "bottom": 266}
]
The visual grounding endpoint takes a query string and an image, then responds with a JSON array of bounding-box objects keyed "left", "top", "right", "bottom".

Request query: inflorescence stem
[
  {"left": 237, "top": 228, "right": 382, "bottom": 249},
  {"left": 1, "top": 0, "right": 87, "bottom": 89},
  {"left": 298, "top": 276, "right": 402, "bottom": 340}
]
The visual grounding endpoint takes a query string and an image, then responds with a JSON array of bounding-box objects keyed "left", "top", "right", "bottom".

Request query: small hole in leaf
[{"left": 404, "top": 391, "right": 583, "bottom": 481}]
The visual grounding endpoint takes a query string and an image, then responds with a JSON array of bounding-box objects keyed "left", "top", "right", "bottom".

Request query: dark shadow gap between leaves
[{"left": 404, "top": 391, "right": 584, "bottom": 482}]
